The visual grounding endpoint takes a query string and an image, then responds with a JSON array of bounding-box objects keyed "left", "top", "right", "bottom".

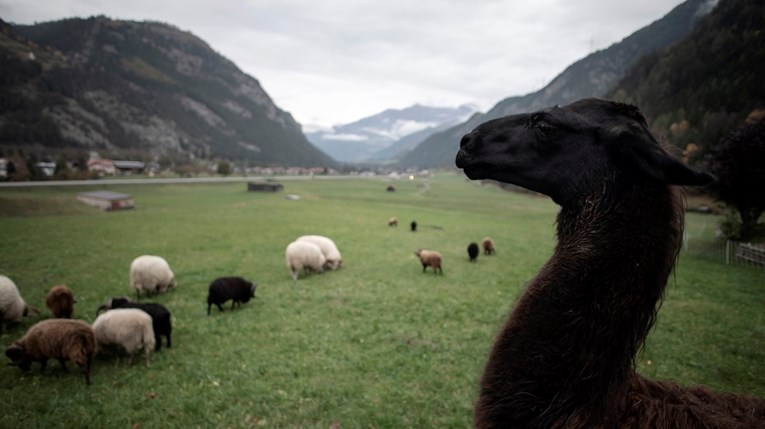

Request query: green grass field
[{"left": 0, "top": 174, "right": 762, "bottom": 428}]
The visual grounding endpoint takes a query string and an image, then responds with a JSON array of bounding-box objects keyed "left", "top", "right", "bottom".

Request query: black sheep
[
  {"left": 96, "top": 297, "right": 172, "bottom": 351},
  {"left": 207, "top": 277, "right": 257, "bottom": 316},
  {"left": 410, "top": 220, "right": 417, "bottom": 232},
  {"left": 467, "top": 242, "right": 479, "bottom": 262}
]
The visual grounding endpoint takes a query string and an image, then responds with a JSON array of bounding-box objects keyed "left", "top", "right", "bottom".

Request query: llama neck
[{"left": 477, "top": 183, "right": 685, "bottom": 427}]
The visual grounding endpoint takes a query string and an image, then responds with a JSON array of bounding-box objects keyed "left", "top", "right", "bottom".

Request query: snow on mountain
[{"left": 305, "top": 104, "right": 477, "bottom": 163}]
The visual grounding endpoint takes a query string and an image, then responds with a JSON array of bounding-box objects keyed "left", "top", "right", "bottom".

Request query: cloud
[{"left": 0, "top": 0, "right": 686, "bottom": 127}]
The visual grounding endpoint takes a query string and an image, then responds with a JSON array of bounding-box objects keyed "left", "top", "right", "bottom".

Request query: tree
[
  {"left": 216, "top": 160, "right": 232, "bottom": 176},
  {"left": 708, "top": 120, "right": 765, "bottom": 241}
]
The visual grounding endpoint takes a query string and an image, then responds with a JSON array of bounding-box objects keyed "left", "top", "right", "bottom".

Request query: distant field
[{"left": 0, "top": 174, "right": 762, "bottom": 428}]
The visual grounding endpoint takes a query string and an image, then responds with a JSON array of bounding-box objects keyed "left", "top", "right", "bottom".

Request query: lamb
[
  {"left": 129, "top": 255, "right": 176, "bottom": 300},
  {"left": 296, "top": 235, "right": 342, "bottom": 269},
  {"left": 206, "top": 276, "right": 257, "bottom": 315},
  {"left": 0, "top": 275, "right": 37, "bottom": 332},
  {"left": 414, "top": 249, "right": 442, "bottom": 274},
  {"left": 45, "top": 285, "right": 75, "bottom": 318},
  {"left": 92, "top": 308, "right": 155, "bottom": 367},
  {"left": 5, "top": 319, "right": 97, "bottom": 385},
  {"left": 97, "top": 297, "right": 172, "bottom": 351},
  {"left": 285, "top": 240, "right": 326, "bottom": 282},
  {"left": 456, "top": 97, "right": 765, "bottom": 428},
  {"left": 388, "top": 216, "right": 398, "bottom": 227},
  {"left": 467, "top": 242, "right": 479, "bottom": 262},
  {"left": 481, "top": 237, "right": 495, "bottom": 255}
]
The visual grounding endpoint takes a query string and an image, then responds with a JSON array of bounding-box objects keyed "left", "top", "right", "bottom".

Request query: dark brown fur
[
  {"left": 481, "top": 237, "right": 495, "bottom": 255},
  {"left": 5, "top": 319, "right": 97, "bottom": 385},
  {"left": 456, "top": 98, "right": 765, "bottom": 428},
  {"left": 45, "top": 285, "right": 75, "bottom": 318}
]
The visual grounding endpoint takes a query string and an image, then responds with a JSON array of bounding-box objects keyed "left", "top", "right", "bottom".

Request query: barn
[{"left": 77, "top": 191, "right": 134, "bottom": 211}]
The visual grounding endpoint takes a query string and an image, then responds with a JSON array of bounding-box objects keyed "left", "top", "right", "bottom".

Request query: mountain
[
  {"left": 305, "top": 104, "right": 477, "bottom": 163},
  {"left": 0, "top": 16, "right": 335, "bottom": 167},
  {"left": 396, "top": 0, "right": 716, "bottom": 169},
  {"left": 608, "top": 0, "right": 764, "bottom": 159}
]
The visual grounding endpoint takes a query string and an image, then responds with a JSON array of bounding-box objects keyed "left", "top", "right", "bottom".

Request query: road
[{"left": 0, "top": 175, "right": 372, "bottom": 188}]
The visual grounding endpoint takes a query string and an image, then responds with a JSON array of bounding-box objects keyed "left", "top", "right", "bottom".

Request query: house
[
  {"left": 247, "top": 182, "right": 284, "bottom": 192},
  {"left": 113, "top": 160, "right": 145, "bottom": 175},
  {"left": 87, "top": 158, "right": 116, "bottom": 175},
  {"left": 77, "top": 191, "right": 134, "bottom": 211}
]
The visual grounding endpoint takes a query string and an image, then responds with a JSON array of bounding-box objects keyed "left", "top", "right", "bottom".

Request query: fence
[{"left": 684, "top": 237, "right": 765, "bottom": 269}]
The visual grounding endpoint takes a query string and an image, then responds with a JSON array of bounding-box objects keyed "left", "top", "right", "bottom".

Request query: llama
[{"left": 455, "top": 98, "right": 765, "bottom": 428}]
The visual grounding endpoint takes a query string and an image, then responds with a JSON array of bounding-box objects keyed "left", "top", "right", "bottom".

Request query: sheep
[
  {"left": 0, "top": 275, "right": 37, "bottom": 332},
  {"left": 296, "top": 235, "right": 342, "bottom": 269},
  {"left": 97, "top": 297, "right": 172, "bottom": 351},
  {"left": 206, "top": 276, "right": 257, "bottom": 315},
  {"left": 456, "top": 97, "right": 765, "bottom": 428},
  {"left": 285, "top": 240, "right": 326, "bottom": 282},
  {"left": 92, "top": 308, "right": 155, "bottom": 367},
  {"left": 467, "top": 242, "right": 479, "bottom": 262},
  {"left": 410, "top": 220, "right": 417, "bottom": 232},
  {"left": 45, "top": 285, "right": 75, "bottom": 319},
  {"left": 388, "top": 216, "right": 398, "bottom": 227},
  {"left": 5, "top": 319, "right": 97, "bottom": 385},
  {"left": 129, "top": 255, "right": 176, "bottom": 300},
  {"left": 414, "top": 249, "right": 442, "bottom": 274},
  {"left": 481, "top": 237, "right": 495, "bottom": 255}
]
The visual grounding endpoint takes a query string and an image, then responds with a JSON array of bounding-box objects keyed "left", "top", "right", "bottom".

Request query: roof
[
  {"left": 113, "top": 161, "right": 145, "bottom": 169},
  {"left": 78, "top": 191, "right": 133, "bottom": 200}
]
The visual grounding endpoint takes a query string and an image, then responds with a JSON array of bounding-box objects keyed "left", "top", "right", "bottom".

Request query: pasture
[{"left": 0, "top": 174, "right": 762, "bottom": 428}]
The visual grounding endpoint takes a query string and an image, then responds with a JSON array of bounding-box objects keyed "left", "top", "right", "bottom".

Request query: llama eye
[{"left": 532, "top": 118, "right": 554, "bottom": 136}]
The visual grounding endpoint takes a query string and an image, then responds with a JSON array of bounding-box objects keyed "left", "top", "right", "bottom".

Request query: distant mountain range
[
  {"left": 305, "top": 104, "right": 477, "bottom": 163},
  {"left": 396, "top": 0, "right": 718, "bottom": 169},
  {"left": 0, "top": 17, "right": 335, "bottom": 167}
]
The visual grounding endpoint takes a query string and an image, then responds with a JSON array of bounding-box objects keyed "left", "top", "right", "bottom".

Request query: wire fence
[{"left": 684, "top": 237, "right": 765, "bottom": 270}]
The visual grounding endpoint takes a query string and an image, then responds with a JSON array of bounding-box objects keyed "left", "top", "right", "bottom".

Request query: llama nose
[{"left": 460, "top": 132, "right": 477, "bottom": 150}]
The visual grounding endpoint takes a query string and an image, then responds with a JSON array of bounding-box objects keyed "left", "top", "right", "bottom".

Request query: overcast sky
[{"left": 2, "top": 0, "right": 685, "bottom": 129}]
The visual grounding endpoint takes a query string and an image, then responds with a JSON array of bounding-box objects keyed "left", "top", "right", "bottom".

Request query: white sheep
[
  {"left": 296, "top": 235, "right": 342, "bottom": 269},
  {"left": 129, "top": 255, "right": 176, "bottom": 300},
  {"left": 92, "top": 308, "right": 155, "bottom": 367},
  {"left": 0, "top": 275, "right": 37, "bottom": 332},
  {"left": 285, "top": 240, "right": 326, "bottom": 282}
]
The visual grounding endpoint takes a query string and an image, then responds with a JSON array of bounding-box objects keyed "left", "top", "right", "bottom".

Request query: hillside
[
  {"left": 305, "top": 104, "right": 476, "bottom": 163},
  {"left": 608, "top": 0, "right": 765, "bottom": 159},
  {"left": 0, "top": 17, "right": 335, "bottom": 167},
  {"left": 397, "top": 0, "right": 715, "bottom": 169}
]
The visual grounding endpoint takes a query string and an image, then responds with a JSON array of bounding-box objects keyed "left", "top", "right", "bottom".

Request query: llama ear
[{"left": 602, "top": 125, "right": 715, "bottom": 186}]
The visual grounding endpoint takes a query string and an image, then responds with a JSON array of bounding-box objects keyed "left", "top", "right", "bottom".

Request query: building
[
  {"left": 113, "top": 160, "right": 146, "bottom": 175},
  {"left": 77, "top": 191, "right": 134, "bottom": 211}
]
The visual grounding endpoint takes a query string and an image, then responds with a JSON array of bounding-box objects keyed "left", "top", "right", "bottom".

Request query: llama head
[{"left": 455, "top": 98, "right": 714, "bottom": 206}]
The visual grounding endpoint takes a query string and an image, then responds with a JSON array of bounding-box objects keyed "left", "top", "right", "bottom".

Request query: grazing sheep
[
  {"left": 206, "top": 277, "right": 257, "bottom": 315},
  {"left": 388, "top": 216, "right": 398, "bottom": 227},
  {"left": 92, "top": 308, "right": 155, "bottom": 367},
  {"left": 97, "top": 297, "right": 172, "bottom": 351},
  {"left": 456, "top": 98, "right": 764, "bottom": 428},
  {"left": 285, "top": 240, "right": 326, "bottom": 282},
  {"left": 481, "top": 237, "right": 495, "bottom": 255},
  {"left": 467, "top": 242, "right": 479, "bottom": 262},
  {"left": 45, "top": 285, "right": 75, "bottom": 319},
  {"left": 410, "top": 220, "right": 417, "bottom": 232},
  {"left": 129, "top": 255, "right": 176, "bottom": 300},
  {"left": 297, "top": 235, "right": 342, "bottom": 269},
  {"left": 0, "top": 275, "right": 37, "bottom": 332},
  {"left": 415, "top": 249, "right": 443, "bottom": 274},
  {"left": 5, "top": 319, "right": 97, "bottom": 385}
]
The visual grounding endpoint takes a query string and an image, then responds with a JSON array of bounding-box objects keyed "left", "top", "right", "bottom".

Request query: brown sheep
[
  {"left": 5, "top": 319, "right": 97, "bottom": 385},
  {"left": 388, "top": 216, "right": 398, "bottom": 227},
  {"left": 481, "top": 237, "right": 495, "bottom": 255},
  {"left": 45, "top": 285, "right": 75, "bottom": 318},
  {"left": 456, "top": 97, "right": 764, "bottom": 428},
  {"left": 414, "top": 249, "right": 442, "bottom": 274}
]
